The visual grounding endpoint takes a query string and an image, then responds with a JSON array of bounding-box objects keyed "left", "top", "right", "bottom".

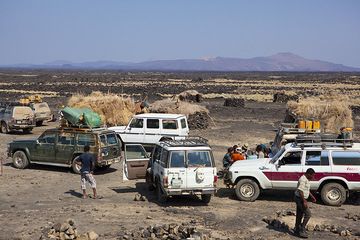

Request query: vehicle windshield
[
  {"left": 33, "top": 103, "right": 50, "bottom": 112},
  {"left": 271, "top": 147, "right": 285, "bottom": 163}
]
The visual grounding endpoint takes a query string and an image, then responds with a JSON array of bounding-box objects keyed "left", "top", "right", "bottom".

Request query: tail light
[
  {"left": 214, "top": 175, "right": 218, "bottom": 183},
  {"left": 163, "top": 176, "right": 169, "bottom": 188}
]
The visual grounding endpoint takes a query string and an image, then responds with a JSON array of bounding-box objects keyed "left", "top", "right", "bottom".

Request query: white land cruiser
[
  {"left": 122, "top": 137, "right": 217, "bottom": 204},
  {"left": 109, "top": 113, "right": 189, "bottom": 149},
  {"left": 226, "top": 138, "right": 360, "bottom": 206}
]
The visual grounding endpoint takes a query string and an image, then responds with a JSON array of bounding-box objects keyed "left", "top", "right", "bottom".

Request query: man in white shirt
[{"left": 294, "top": 168, "right": 316, "bottom": 238}]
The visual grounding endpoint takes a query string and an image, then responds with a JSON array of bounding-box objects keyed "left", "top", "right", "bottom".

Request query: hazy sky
[{"left": 1, "top": 0, "right": 359, "bottom": 67}]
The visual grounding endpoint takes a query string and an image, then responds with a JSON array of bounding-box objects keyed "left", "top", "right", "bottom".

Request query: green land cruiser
[{"left": 8, "top": 127, "right": 121, "bottom": 173}]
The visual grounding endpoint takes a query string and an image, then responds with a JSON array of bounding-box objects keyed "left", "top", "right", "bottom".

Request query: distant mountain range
[{"left": 2, "top": 53, "right": 359, "bottom": 71}]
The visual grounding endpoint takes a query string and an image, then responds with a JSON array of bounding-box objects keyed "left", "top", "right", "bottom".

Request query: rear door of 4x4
[
  {"left": 99, "top": 133, "right": 121, "bottom": 163},
  {"left": 167, "top": 150, "right": 187, "bottom": 189},
  {"left": 56, "top": 132, "right": 75, "bottom": 164},
  {"left": 303, "top": 150, "right": 331, "bottom": 189},
  {"left": 123, "top": 144, "right": 149, "bottom": 180},
  {"left": 186, "top": 150, "right": 214, "bottom": 189}
]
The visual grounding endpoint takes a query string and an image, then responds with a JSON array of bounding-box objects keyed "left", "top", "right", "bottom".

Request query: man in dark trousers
[
  {"left": 294, "top": 168, "right": 316, "bottom": 238},
  {"left": 77, "top": 145, "right": 97, "bottom": 199}
]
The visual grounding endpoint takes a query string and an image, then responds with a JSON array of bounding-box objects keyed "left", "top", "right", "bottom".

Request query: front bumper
[
  {"left": 9, "top": 124, "right": 35, "bottom": 130},
  {"left": 165, "top": 187, "right": 216, "bottom": 196}
]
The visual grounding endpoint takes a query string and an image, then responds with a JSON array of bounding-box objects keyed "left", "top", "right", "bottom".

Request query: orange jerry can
[
  {"left": 305, "top": 120, "right": 313, "bottom": 131},
  {"left": 313, "top": 120, "right": 321, "bottom": 130},
  {"left": 298, "top": 119, "right": 306, "bottom": 129}
]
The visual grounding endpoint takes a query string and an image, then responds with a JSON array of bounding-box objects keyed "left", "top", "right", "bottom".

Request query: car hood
[
  {"left": 229, "top": 158, "right": 271, "bottom": 170},
  {"left": 108, "top": 126, "right": 126, "bottom": 133}
]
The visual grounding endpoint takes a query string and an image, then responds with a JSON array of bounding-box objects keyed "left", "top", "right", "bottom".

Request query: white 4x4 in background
[
  {"left": 227, "top": 140, "right": 360, "bottom": 206},
  {"left": 109, "top": 113, "right": 189, "bottom": 148}
]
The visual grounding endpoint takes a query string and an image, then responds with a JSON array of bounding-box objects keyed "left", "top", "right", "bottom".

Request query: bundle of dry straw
[
  {"left": 287, "top": 95, "right": 353, "bottom": 133},
  {"left": 149, "top": 98, "right": 208, "bottom": 115},
  {"left": 68, "top": 91, "right": 136, "bottom": 126}
]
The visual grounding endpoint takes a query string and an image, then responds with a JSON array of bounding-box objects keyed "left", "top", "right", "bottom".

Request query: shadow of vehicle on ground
[{"left": 110, "top": 182, "right": 211, "bottom": 207}]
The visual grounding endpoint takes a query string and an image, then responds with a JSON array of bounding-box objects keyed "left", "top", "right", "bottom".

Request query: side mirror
[{"left": 36, "top": 140, "right": 40, "bottom": 145}]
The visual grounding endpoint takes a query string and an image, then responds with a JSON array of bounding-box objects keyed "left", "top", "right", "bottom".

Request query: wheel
[
  {"left": 36, "top": 120, "right": 43, "bottom": 127},
  {"left": 22, "top": 128, "right": 32, "bottom": 134},
  {"left": 71, "top": 156, "right": 81, "bottom": 174},
  {"left": 12, "top": 151, "right": 29, "bottom": 169},
  {"left": 321, "top": 183, "right": 347, "bottom": 206},
  {"left": 156, "top": 181, "right": 167, "bottom": 203},
  {"left": 1, "top": 122, "right": 9, "bottom": 134},
  {"left": 201, "top": 194, "right": 212, "bottom": 204},
  {"left": 235, "top": 178, "right": 260, "bottom": 201}
]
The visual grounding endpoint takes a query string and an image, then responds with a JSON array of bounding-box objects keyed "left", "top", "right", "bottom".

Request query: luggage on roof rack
[
  {"left": 61, "top": 107, "right": 102, "bottom": 128},
  {"left": 160, "top": 136, "right": 209, "bottom": 147}
]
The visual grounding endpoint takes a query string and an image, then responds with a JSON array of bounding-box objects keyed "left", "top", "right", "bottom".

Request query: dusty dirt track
[{"left": 0, "top": 71, "right": 360, "bottom": 240}]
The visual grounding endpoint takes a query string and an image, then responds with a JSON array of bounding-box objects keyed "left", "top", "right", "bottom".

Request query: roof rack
[
  {"left": 58, "top": 126, "right": 109, "bottom": 132},
  {"left": 295, "top": 138, "right": 353, "bottom": 148},
  {"left": 160, "top": 136, "right": 209, "bottom": 147}
]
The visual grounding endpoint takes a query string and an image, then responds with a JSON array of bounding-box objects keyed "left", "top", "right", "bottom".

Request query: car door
[
  {"left": 304, "top": 150, "right": 332, "bottom": 189},
  {"left": 144, "top": 118, "right": 160, "bottom": 144},
  {"left": 32, "top": 131, "right": 56, "bottom": 162},
  {"left": 55, "top": 132, "right": 75, "bottom": 164},
  {"left": 167, "top": 150, "right": 187, "bottom": 189},
  {"left": 123, "top": 144, "right": 149, "bottom": 180},
  {"left": 270, "top": 150, "right": 304, "bottom": 189},
  {"left": 186, "top": 150, "right": 215, "bottom": 189},
  {"left": 125, "top": 118, "right": 145, "bottom": 143}
]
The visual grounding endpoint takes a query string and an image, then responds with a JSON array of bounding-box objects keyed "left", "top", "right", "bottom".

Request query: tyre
[
  {"left": 201, "top": 194, "right": 212, "bottom": 204},
  {"left": 12, "top": 151, "right": 29, "bottom": 169},
  {"left": 36, "top": 120, "right": 43, "bottom": 127},
  {"left": 321, "top": 182, "right": 347, "bottom": 206},
  {"left": 71, "top": 156, "right": 81, "bottom": 174},
  {"left": 22, "top": 128, "right": 32, "bottom": 134},
  {"left": 235, "top": 178, "right": 260, "bottom": 201},
  {"left": 156, "top": 181, "right": 167, "bottom": 203},
  {"left": 1, "top": 122, "right": 9, "bottom": 134}
]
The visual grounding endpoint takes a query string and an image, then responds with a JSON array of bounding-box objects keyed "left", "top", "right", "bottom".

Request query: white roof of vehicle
[
  {"left": 134, "top": 113, "right": 185, "bottom": 119},
  {"left": 164, "top": 146, "right": 212, "bottom": 151},
  {"left": 285, "top": 142, "right": 360, "bottom": 150}
]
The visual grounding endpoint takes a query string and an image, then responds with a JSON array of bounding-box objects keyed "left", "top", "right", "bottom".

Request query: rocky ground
[{"left": 0, "top": 71, "right": 360, "bottom": 240}]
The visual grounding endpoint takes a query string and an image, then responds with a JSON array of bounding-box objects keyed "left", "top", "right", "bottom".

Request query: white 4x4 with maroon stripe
[{"left": 226, "top": 139, "right": 360, "bottom": 206}]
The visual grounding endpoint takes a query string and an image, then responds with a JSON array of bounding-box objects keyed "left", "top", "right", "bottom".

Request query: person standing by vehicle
[
  {"left": 294, "top": 168, "right": 316, "bottom": 238},
  {"left": 223, "top": 147, "right": 233, "bottom": 168},
  {"left": 77, "top": 145, "right": 97, "bottom": 199},
  {"left": 256, "top": 145, "right": 265, "bottom": 159},
  {"left": 231, "top": 147, "right": 245, "bottom": 162}
]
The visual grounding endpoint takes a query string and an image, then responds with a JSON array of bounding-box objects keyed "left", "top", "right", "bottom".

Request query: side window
[
  {"left": 106, "top": 133, "right": 118, "bottom": 145},
  {"left": 57, "top": 133, "right": 75, "bottom": 145},
  {"left": 181, "top": 118, "right": 187, "bottom": 129},
  {"left": 5, "top": 107, "right": 11, "bottom": 114},
  {"left": 147, "top": 119, "right": 159, "bottom": 129},
  {"left": 305, "top": 151, "right": 330, "bottom": 166},
  {"left": 100, "top": 135, "right": 107, "bottom": 147},
  {"left": 152, "top": 146, "right": 162, "bottom": 161},
  {"left": 281, "top": 151, "right": 302, "bottom": 165},
  {"left": 162, "top": 120, "right": 178, "bottom": 130},
  {"left": 332, "top": 151, "right": 360, "bottom": 165},
  {"left": 38, "top": 132, "right": 56, "bottom": 144},
  {"left": 169, "top": 151, "right": 185, "bottom": 168},
  {"left": 125, "top": 145, "right": 148, "bottom": 159},
  {"left": 77, "top": 134, "right": 95, "bottom": 146},
  {"left": 161, "top": 149, "right": 169, "bottom": 167},
  {"left": 129, "top": 118, "right": 143, "bottom": 128}
]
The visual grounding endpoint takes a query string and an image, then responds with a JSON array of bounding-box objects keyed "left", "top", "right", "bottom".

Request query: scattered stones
[
  {"left": 275, "top": 209, "right": 295, "bottom": 217},
  {"left": 118, "top": 222, "right": 210, "bottom": 240},
  {"left": 39, "top": 219, "right": 98, "bottom": 240},
  {"left": 223, "top": 98, "right": 245, "bottom": 107},
  {"left": 133, "top": 194, "right": 147, "bottom": 201},
  {"left": 345, "top": 213, "right": 360, "bottom": 221}
]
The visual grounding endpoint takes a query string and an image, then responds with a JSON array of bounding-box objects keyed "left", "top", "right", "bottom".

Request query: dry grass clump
[
  {"left": 176, "top": 90, "right": 203, "bottom": 102},
  {"left": 287, "top": 95, "right": 353, "bottom": 133},
  {"left": 68, "top": 91, "right": 136, "bottom": 126},
  {"left": 150, "top": 98, "right": 208, "bottom": 115}
]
